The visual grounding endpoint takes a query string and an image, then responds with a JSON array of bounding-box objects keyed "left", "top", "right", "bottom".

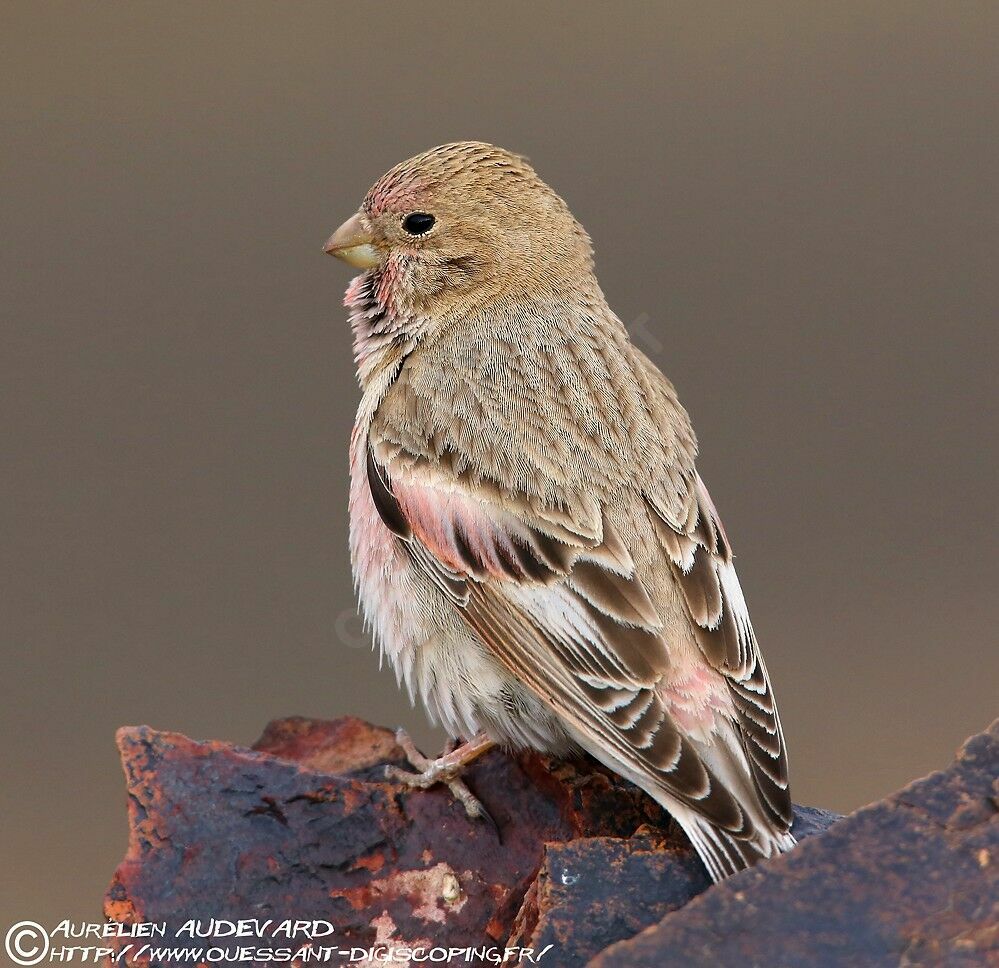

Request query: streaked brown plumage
[{"left": 326, "top": 142, "right": 794, "bottom": 880}]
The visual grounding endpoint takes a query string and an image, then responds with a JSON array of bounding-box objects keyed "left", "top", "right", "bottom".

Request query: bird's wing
[
  {"left": 365, "top": 441, "right": 751, "bottom": 835},
  {"left": 644, "top": 472, "right": 793, "bottom": 830}
]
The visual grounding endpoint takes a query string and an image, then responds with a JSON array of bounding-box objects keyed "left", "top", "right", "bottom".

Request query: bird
[{"left": 324, "top": 142, "right": 794, "bottom": 881}]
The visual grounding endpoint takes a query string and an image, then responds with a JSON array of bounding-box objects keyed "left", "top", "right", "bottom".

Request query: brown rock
[
  {"left": 506, "top": 833, "right": 710, "bottom": 966},
  {"left": 591, "top": 720, "right": 999, "bottom": 968},
  {"left": 103, "top": 716, "right": 691, "bottom": 963},
  {"left": 506, "top": 806, "right": 838, "bottom": 967},
  {"left": 252, "top": 714, "right": 403, "bottom": 775}
]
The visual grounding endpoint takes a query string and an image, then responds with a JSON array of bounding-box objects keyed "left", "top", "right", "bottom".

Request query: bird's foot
[{"left": 385, "top": 729, "right": 497, "bottom": 825}]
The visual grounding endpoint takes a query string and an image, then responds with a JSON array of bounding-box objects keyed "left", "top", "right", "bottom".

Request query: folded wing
[{"left": 367, "top": 443, "right": 774, "bottom": 842}]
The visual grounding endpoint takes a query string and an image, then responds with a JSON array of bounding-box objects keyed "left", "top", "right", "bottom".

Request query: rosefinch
[{"left": 325, "top": 142, "right": 794, "bottom": 880}]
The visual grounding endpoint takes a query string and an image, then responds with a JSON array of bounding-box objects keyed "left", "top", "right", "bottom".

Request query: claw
[{"left": 384, "top": 729, "right": 498, "bottom": 833}]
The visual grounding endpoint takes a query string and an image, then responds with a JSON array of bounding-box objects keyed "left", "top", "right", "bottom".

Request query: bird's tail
[{"left": 679, "top": 808, "right": 797, "bottom": 882}]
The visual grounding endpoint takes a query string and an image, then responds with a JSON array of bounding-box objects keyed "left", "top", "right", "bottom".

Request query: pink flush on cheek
[
  {"left": 343, "top": 249, "right": 403, "bottom": 317},
  {"left": 376, "top": 257, "right": 408, "bottom": 308}
]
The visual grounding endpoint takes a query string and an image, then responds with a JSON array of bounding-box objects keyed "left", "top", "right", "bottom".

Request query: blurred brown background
[{"left": 2, "top": 1, "right": 996, "bottom": 928}]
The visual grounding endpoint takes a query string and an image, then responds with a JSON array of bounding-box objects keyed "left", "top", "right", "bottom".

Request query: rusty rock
[
  {"left": 107, "top": 715, "right": 999, "bottom": 967},
  {"left": 591, "top": 720, "right": 999, "bottom": 967},
  {"left": 252, "top": 714, "right": 403, "bottom": 775},
  {"left": 506, "top": 807, "right": 837, "bottom": 967},
  {"left": 104, "top": 716, "right": 693, "bottom": 963}
]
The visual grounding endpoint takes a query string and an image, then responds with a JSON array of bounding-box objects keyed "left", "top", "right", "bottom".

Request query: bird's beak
[{"left": 324, "top": 211, "right": 381, "bottom": 269}]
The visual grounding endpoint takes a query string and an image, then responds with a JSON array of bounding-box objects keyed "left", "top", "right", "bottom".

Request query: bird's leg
[{"left": 385, "top": 730, "right": 497, "bottom": 822}]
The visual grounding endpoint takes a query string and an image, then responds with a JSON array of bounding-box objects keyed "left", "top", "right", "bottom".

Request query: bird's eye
[{"left": 402, "top": 212, "right": 436, "bottom": 236}]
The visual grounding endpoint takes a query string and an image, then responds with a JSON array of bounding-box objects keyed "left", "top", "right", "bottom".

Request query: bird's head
[{"left": 325, "top": 142, "right": 595, "bottom": 318}]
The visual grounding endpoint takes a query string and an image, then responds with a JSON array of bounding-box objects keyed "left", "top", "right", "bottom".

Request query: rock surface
[
  {"left": 508, "top": 805, "right": 838, "bottom": 968},
  {"left": 104, "top": 715, "right": 695, "bottom": 963},
  {"left": 591, "top": 720, "right": 999, "bottom": 968},
  {"left": 103, "top": 715, "right": 997, "bottom": 967}
]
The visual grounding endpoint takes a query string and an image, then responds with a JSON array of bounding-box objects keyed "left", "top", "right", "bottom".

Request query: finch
[{"left": 325, "top": 142, "right": 794, "bottom": 880}]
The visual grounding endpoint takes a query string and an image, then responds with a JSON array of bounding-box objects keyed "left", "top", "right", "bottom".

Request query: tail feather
[
  {"left": 680, "top": 808, "right": 796, "bottom": 882},
  {"left": 569, "top": 721, "right": 797, "bottom": 883}
]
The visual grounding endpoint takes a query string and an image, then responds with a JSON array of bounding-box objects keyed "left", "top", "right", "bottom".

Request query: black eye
[{"left": 402, "top": 212, "right": 436, "bottom": 236}]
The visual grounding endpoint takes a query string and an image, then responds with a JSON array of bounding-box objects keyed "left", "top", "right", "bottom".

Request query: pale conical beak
[{"left": 323, "top": 211, "right": 382, "bottom": 269}]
